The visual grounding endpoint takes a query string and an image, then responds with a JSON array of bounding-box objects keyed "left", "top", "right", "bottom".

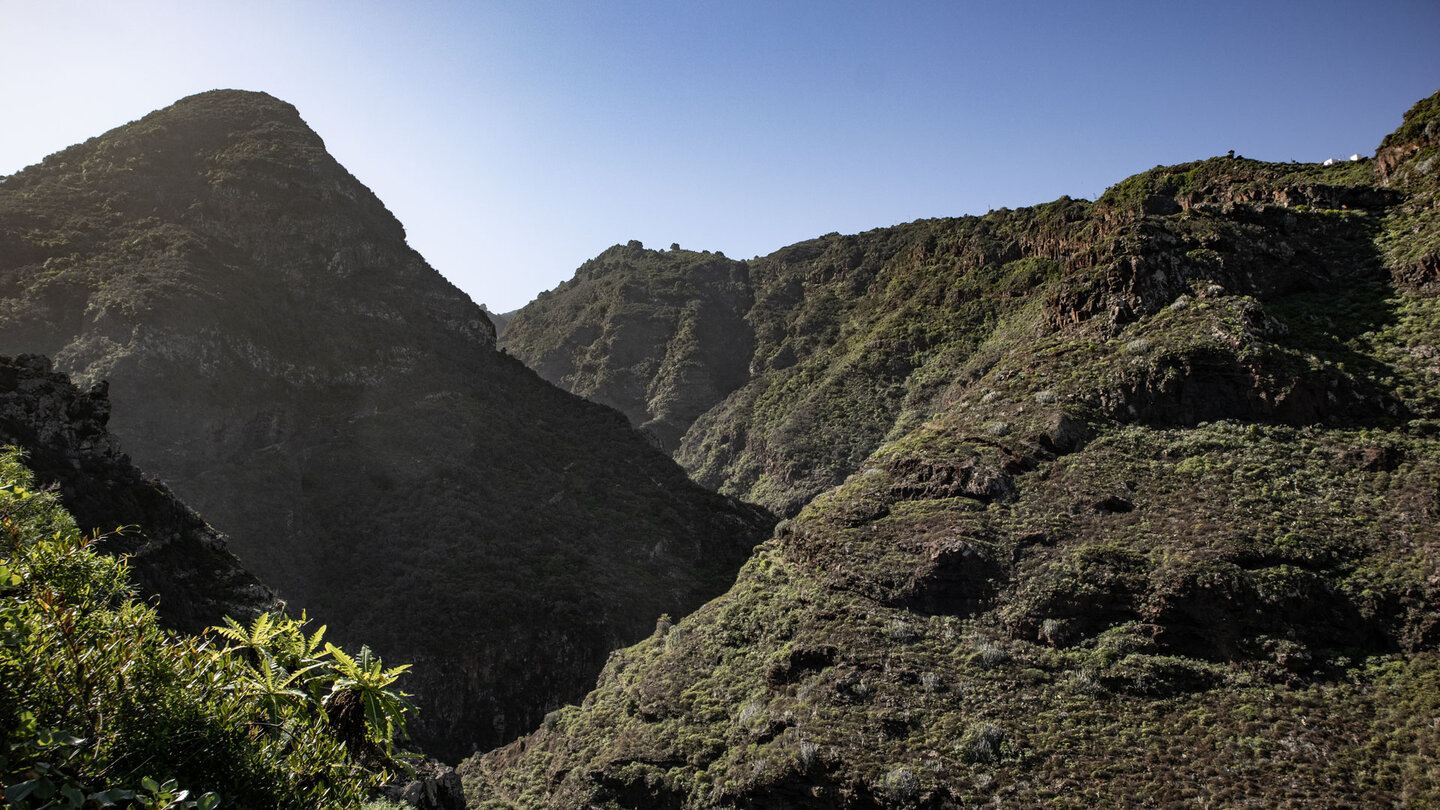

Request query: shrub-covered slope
[
  {"left": 501, "top": 243, "right": 754, "bottom": 452},
  {"left": 0, "top": 90, "right": 774, "bottom": 761},
  {"left": 459, "top": 92, "right": 1440, "bottom": 807},
  {"left": 505, "top": 96, "right": 1438, "bottom": 521}
]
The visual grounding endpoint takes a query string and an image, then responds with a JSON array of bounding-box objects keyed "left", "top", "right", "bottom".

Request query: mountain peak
[
  {"left": 0, "top": 92, "right": 773, "bottom": 760},
  {"left": 143, "top": 88, "right": 316, "bottom": 146},
  {"left": 119, "top": 88, "right": 308, "bottom": 137},
  {"left": 10, "top": 89, "right": 321, "bottom": 184},
  {"left": 171, "top": 87, "right": 295, "bottom": 109}
]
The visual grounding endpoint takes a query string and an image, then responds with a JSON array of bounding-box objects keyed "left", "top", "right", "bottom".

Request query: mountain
[
  {"left": 0, "top": 352, "right": 275, "bottom": 632},
  {"left": 481, "top": 306, "right": 516, "bottom": 337},
  {"left": 458, "top": 92, "right": 1440, "bottom": 806},
  {"left": 501, "top": 243, "right": 753, "bottom": 452},
  {"left": 0, "top": 90, "right": 773, "bottom": 761},
  {"left": 501, "top": 115, "right": 1432, "bottom": 522}
]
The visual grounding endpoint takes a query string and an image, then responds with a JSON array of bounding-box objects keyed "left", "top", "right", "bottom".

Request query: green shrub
[
  {"left": 958, "top": 723, "right": 1005, "bottom": 764},
  {"left": 969, "top": 638, "right": 1011, "bottom": 668},
  {"left": 0, "top": 448, "right": 413, "bottom": 809},
  {"left": 880, "top": 766, "right": 920, "bottom": 802}
]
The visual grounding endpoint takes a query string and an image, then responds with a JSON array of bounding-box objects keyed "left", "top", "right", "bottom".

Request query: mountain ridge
[
  {"left": 0, "top": 89, "right": 774, "bottom": 762},
  {"left": 500, "top": 242, "right": 754, "bottom": 452},
  {"left": 503, "top": 108, "right": 1440, "bottom": 518},
  {"left": 460, "top": 90, "right": 1440, "bottom": 807}
]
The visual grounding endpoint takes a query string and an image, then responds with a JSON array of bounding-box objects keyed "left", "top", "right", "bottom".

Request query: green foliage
[
  {"left": 1379, "top": 89, "right": 1440, "bottom": 151},
  {"left": 0, "top": 89, "right": 774, "bottom": 761},
  {"left": 463, "top": 91, "right": 1440, "bottom": 808},
  {"left": 0, "top": 448, "right": 413, "bottom": 808},
  {"left": 206, "top": 612, "right": 416, "bottom": 768},
  {"left": 322, "top": 642, "right": 415, "bottom": 759},
  {"left": 2, "top": 713, "right": 220, "bottom": 810}
]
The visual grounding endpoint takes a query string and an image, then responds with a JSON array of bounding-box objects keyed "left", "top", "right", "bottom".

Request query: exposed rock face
[
  {"left": 381, "top": 760, "right": 468, "bottom": 810},
  {"left": 0, "top": 90, "right": 773, "bottom": 761},
  {"left": 1377, "top": 90, "right": 1440, "bottom": 183},
  {"left": 460, "top": 92, "right": 1440, "bottom": 808},
  {"left": 501, "top": 242, "right": 754, "bottom": 452},
  {"left": 0, "top": 353, "right": 275, "bottom": 632}
]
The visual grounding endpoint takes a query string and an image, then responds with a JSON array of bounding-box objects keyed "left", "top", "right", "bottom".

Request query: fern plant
[
  {"left": 0, "top": 447, "right": 412, "bottom": 808},
  {"left": 210, "top": 611, "right": 417, "bottom": 765},
  {"left": 323, "top": 643, "right": 415, "bottom": 759}
]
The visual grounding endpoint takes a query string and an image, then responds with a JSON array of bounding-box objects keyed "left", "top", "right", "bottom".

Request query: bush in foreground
[{"left": 0, "top": 448, "right": 413, "bottom": 809}]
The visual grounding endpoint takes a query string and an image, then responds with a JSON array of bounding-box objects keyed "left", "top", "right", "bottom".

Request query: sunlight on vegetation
[{"left": 0, "top": 448, "right": 414, "bottom": 809}]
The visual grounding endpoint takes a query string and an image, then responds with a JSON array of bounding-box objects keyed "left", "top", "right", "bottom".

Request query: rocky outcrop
[
  {"left": 381, "top": 760, "right": 468, "bottom": 810},
  {"left": 1377, "top": 90, "right": 1440, "bottom": 184},
  {"left": 0, "top": 353, "right": 275, "bottom": 632},
  {"left": 0, "top": 90, "right": 773, "bottom": 761}
]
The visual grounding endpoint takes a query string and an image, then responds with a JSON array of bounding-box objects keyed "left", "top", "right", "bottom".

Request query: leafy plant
[
  {"left": 0, "top": 447, "right": 413, "bottom": 808},
  {"left": 322, "top": 643, "right": 414, "bottom": 760}
]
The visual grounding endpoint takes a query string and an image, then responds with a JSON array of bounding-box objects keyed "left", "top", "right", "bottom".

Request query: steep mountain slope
[
  {"left": 459, "top": 92, "right": 1440, "bottom": 807},
  {"left": 504, "top": 115, "right": 1428, "bottom": 521},
  {"left": 482, "top": 306, "right": 516, "bottom": 336},
  {"left": 503, "top": 205, "right": 1113, "bottom": 515},
  {"left": 501, "top": 243, "right": 753, "bottom": 452},
  {"left": 0, "top": 352, "right": 275, "bottom": 633},
  {"left": 676, "top": 207, "right": 1097, "bottom": 515},
  {"left": 0, "top": 90, "right": 773, "bottom": 761}
]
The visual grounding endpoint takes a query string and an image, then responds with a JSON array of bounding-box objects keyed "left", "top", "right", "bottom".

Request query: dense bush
[{"left": 0, "top": 448, "right": 412, "bottom": 809}]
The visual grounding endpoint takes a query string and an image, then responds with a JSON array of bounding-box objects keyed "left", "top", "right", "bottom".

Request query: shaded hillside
[
  {"left": 459, "top": 92, "right": 1440, "bottom": 807},
  {"left": 482, "top": 306, "right": 516, "bottom": 336},
  {"left": 0, "top": 90, "right": 773, "bottom": 761},
  {"left": 505, "top": 121, "right": 1429, "bottom": 519},
  {"left": 0, "top": 352, "right": 274, "bottom": 632},
  {"left": 677, "top": 205, "right": 1098, "bottom": 515},
  {"left": 501, "top": 243, "right": 753, "bottom": 451}
]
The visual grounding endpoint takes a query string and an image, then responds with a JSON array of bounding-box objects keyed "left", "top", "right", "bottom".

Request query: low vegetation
[
  {"left": 462, "top": 91, "right": 1440, "bottom": 807},
  {"left": 0, "top": 89, "right": 775, "bottom": 761},
  {"left": 0, "top": 449, "right": 413, "bottom": 809}
]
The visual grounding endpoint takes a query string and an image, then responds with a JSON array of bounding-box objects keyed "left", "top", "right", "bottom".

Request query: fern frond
[
  {"left": 324, "top": 642, "right": 359, "bottom": 676},
  {"left": 306, "top": 624, "right": 327, "bottom": 656}
]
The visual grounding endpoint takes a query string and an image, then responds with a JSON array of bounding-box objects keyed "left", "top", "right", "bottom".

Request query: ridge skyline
[{"left": 3, "top": 1, "right": 1438, "bottom": 312}]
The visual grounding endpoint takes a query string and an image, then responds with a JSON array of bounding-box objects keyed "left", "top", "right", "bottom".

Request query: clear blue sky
[{"left": 3, "top": 1, "right": 1437, "bottom": 311}]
